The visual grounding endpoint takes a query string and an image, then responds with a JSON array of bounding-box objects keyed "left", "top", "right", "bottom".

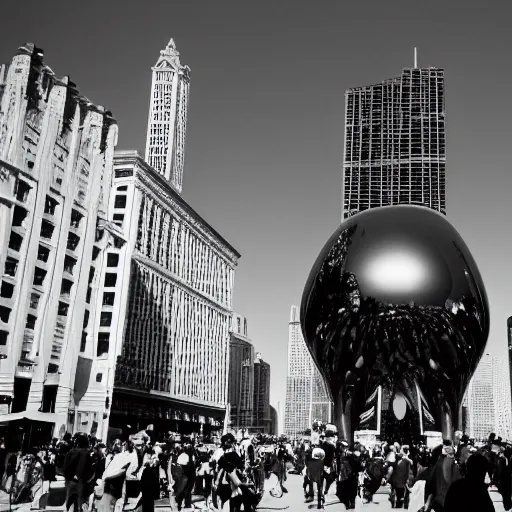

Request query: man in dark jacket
[
  {"left": 444, "top": 453, "right": 495, "bottom": 512},
  {"left": 62, "top": 434, "right": 93, "bottom": 512}
]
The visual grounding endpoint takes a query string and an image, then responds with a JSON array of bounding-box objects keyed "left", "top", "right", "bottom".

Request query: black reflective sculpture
[{"left": 301, "top": 206, "right": 489, "bottom": 443}]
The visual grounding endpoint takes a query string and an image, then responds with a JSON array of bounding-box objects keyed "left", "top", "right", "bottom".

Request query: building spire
[{"left": 414, "top": 47, "right": 418, "bottom": 68}]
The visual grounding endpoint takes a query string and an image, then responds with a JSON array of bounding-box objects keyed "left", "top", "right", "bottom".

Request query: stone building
[
  {"left": 253, "top": 352, "right": 271, "bottom": 433},
  {"left": 74, "top": 150, "right": 239, "bottom": 440},
  {"left": 75, "top": 38, "right": 240, "bottom": 441},
  {"left": 228, "top": 314, "right": 254, "bottom": 429},
  {"left": 0, "top": 43, "right": 117, "bottom": 437}
]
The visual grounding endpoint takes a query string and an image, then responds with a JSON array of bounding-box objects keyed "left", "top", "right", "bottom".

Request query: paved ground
[{"left": 0, "top": 474, "right": 507, "bottom": 511}]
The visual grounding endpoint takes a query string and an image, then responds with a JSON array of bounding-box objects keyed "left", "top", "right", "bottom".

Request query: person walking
[
  {"left": 444, "top": 453, "right": 495, "bottom": 512},
  {"left": 62, "top": 435, "right": 93, "bottom": 512}
]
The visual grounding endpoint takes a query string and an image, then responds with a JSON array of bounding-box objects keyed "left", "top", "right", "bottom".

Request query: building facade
[
  {"left": 253, "top": 352, "right": 271, "bottom": 433},
  {"left": 0, "top": 44, "right": 117, "bottom": 436},
  {"left": 342, "top": 66, "right": 446, "bottom": 220},
  {"left": 269, "top": 405, "right": 278, "bottom": 435},
  {"left": 463, "top": 353, "right": 512, "bottom": 441},
  {"left": 75, "top": 150, "right": 240, "bottom": 440},
  {"left": 228, "top": 313, "right": 254, "bottom": 428},
  {"left": 508, "top": 317, "right": 512, "bottom": 420},
  {"left": 284, "top": 305, "right": 332, "bottom": 437},
  {"left": 145, "top": 39, "right": 190, "bottom": 194}
]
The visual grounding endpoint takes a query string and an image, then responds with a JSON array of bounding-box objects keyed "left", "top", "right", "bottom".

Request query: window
[
  {"left": 104, "top": 273, "right": 117, "bottom": 287},
  {"left": 114, "top": 195, "right": 127, "bottom": 209},
  {"left": 38, "top": 245, "right": 50, "bottom": 262},
  {"left": 103, "top": 292, "right": 115, "bottom": 306},
  {"left": 67, "top": 233, "right": 80, "bottom": 251},
  {"left": 83, "top": 310, "right": 90, "bottom": 328},
  {"left": 97, "top": 333, "right": 109, "bottom": 357},
  {"left": 61, "top": 279, "right": 73, "bottom": 297},
  {"left": 96, "top": 373, "right": 103, "bottom": 383},
  {"left": 0, "top": 307, "right": 11, "bottom": 323},
  {"left": 100, "top": 312, "right": 112, "bottom": 327},
  {"left": 40, "top": 220, "right": 55, "bottom": 240},
  {"left": 117, "top": 185, "right": 128, "bottom": 191},
  {"left": 86, "top": 286, "right": 92, "bottom": 304},
  {"left": 47, "top": 363, "right": 59, "bottom": 374},
  {"left": 0, "top": 330, "right": 8, "bottom": 345},
  {"left": 12, "top": 206, "right": 28, "bottom": 228},
  {"left": 95, "top": 228, "right": 104, "bottom": 242},
  {"left": 80, "top": 332, "right": 87, "bottom": 352},
  {"left": 112, "top": 213, "right": 124, "bottom": 227},
  {"left": 92, "top": 246, "right": 100, "bottom": 261},
  {"left": 26, "top": 315, "right": 36, "bottom": 329},
  {"left": 57, "top": 301, "right": 69, "bottom": 316},
  {"left": 8, "top": 232, "right": 23, "bottom": 252},
  {"left": 70, "top": 209, "right": 83, "bottom": 228},
  {"left": 44, "top": 196, "right": 58, "bottom": 215},
  {"left": 1, "top": 281, "right": 14, "bottom": 299},
  {"left": 33, "top": 267, "right": 47, "bottom": 286},
  {"left": 4, "top": 257, "right": 18, "bottom": 277},
  {"left": 107, "top": 254, "right": 119, "bottom": 267},
  {"left": 14, "top": 180, "right": 30, "bottom": 203},
  {"left": 64, "top": 255, "right": 76, "bottom": 274},
  {"left": 88, "top": 268, "right": 95, "bottom": 284},
  {"left": 29, "top": 293, "right": 39, "bottom": 309}
]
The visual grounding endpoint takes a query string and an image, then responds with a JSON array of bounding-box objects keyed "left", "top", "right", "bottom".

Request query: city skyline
[{"left": 1, "top": 1, "right": 511, "bottom": 411}]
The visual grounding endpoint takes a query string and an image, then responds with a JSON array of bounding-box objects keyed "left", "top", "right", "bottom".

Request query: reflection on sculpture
[{"left": 301, "top": 206, "right": 489, "bottom": 443}]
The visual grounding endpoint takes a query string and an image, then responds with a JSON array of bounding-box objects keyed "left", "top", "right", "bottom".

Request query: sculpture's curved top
[{"left": 301, "top": 205, "right": 489, "bottom": 441}]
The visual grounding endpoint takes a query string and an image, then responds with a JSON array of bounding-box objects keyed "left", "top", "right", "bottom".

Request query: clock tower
[{"left": 144, "top": 39, "right": 190, "bottom": 193}]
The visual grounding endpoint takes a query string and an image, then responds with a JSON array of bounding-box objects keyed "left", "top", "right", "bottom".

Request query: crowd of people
[
  {"left": 292, "top": 421, "right": 509, "bottom": 511},
  {"left": 0, "top": 427, "right": 297, "bottom": 512},
  {"left": 0, "top": 422, "right": 511, "bottom": 511}
]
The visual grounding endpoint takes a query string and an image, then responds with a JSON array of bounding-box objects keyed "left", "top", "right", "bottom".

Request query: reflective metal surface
[{"left": 301, "top": 206, "right": 489, "bottom": 443}]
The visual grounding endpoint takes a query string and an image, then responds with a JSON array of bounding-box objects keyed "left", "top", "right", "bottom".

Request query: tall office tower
[
  {"left": 0, "top": 44, "right": 117, "bottom": 430},
  {"left": 463, "top": 354, "right": 512, "bottom": 441},
  {"left": 228, "top": 314, "right": 254, "bottom": 428},
  {"left": 507, "top": 317, "right": 512, "bottom": 417},
  {"left": 71, "top": 151, "right": 240, "bottom": 440},
  {"left": 253, "top": 352, "right": 271, "bottom": 432},
  {"left": 145, "top": 39, "right": 190, "bottom": 193},
  {"left": 284, "top": 305, "right": 332, "bottom": 437},
  {"left": 342, "top": 65, "right": 446, "bottom": 220}
]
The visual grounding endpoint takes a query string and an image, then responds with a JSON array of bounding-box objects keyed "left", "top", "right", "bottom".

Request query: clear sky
[{"left": 2, "top": 1, "right": 512, "bottom": 413}]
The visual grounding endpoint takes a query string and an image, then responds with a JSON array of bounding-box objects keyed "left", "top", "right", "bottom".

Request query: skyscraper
[
  {"left": 228, "top": 313, "right": 254, "bottom": 428},
  {"left": 284, "top": 305, "right": 331, "bottom": 437},
  {"left": 253, "top": 352, "right": 271, "bottom": 432},
  {"left": 508, "top": 317, "right": 512, "bottom": 415},
  {"left": 463, "top": 353, "right": 512, "bottom": 441},
  {"left": 145, "top": 39, "right": 190, "bottom": 194},
  {"left": 342, "top": 64, "right": 446, "bottom": 220}
]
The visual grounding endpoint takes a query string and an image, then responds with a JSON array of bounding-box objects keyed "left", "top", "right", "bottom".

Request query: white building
[
  {"left": 284, "top": 305, "right": 332, "bottom": 437},
  {"left": 463, "top": 353, "right": 512, "bottom": 441},
  {"left": 145, "top": 38, "right": 189, "bottom": 194},
  {"left": 0, "top": 43, "right": 117, "bottom": 438}
]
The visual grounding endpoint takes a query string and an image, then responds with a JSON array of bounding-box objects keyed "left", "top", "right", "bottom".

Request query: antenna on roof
[{"left": 414, "top": 47, "right": 418, "bottom": 68}]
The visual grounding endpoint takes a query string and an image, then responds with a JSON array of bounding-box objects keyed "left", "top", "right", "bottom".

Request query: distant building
[
  {"left": 0, "top": 43, "right": 117, "bottom": 438},
  {"left": 253, "top": 352, "right": 271, "bottom": 433},
  {"left": 228, "top": 313, "right": 254, "bottom": 428},
  {"left": 145, "top": 39, "right": 190, "bottom": 194},
  {"left": 269, "top": 405, "right": 278, "bottom": 435},
  {"left": 342, "top": 65, "right": 446, "bottom": 220},
  {"left": 284, "top": 305, "right": 332, "bottom": 437},
  {"left": 508, "top": 317, "right": 512, "bottom": 424},
  {"left": 463, "top": 353, "right": 512, "bottom": 441}
]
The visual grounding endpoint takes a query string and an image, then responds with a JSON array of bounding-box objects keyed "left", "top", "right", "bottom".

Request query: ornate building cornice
[{"left": 114, "top": 150, "right": 241, "bottom": 265}]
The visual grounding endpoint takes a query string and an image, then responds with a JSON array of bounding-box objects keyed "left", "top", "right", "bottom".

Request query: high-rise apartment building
[
  {"left": 228, "top": 314, "right": 254, "bottom": 428},
  {"left": 284, "top": 305, "right": 332, "bottom": 437},
  {"left": 0, "top": 44, "right": 117, "bottom": 433},
  {"left": 463, "top": 353, "right": 512, "bottom": 441},
  {"left": 253, "top": 352, "right": 271, "bottom": 433},
  {"left": 145, "top": 39, "right": 190, "bottom": 194},
  {"left": 342, "top": 65, "right": 446, "bottom": 220}
]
